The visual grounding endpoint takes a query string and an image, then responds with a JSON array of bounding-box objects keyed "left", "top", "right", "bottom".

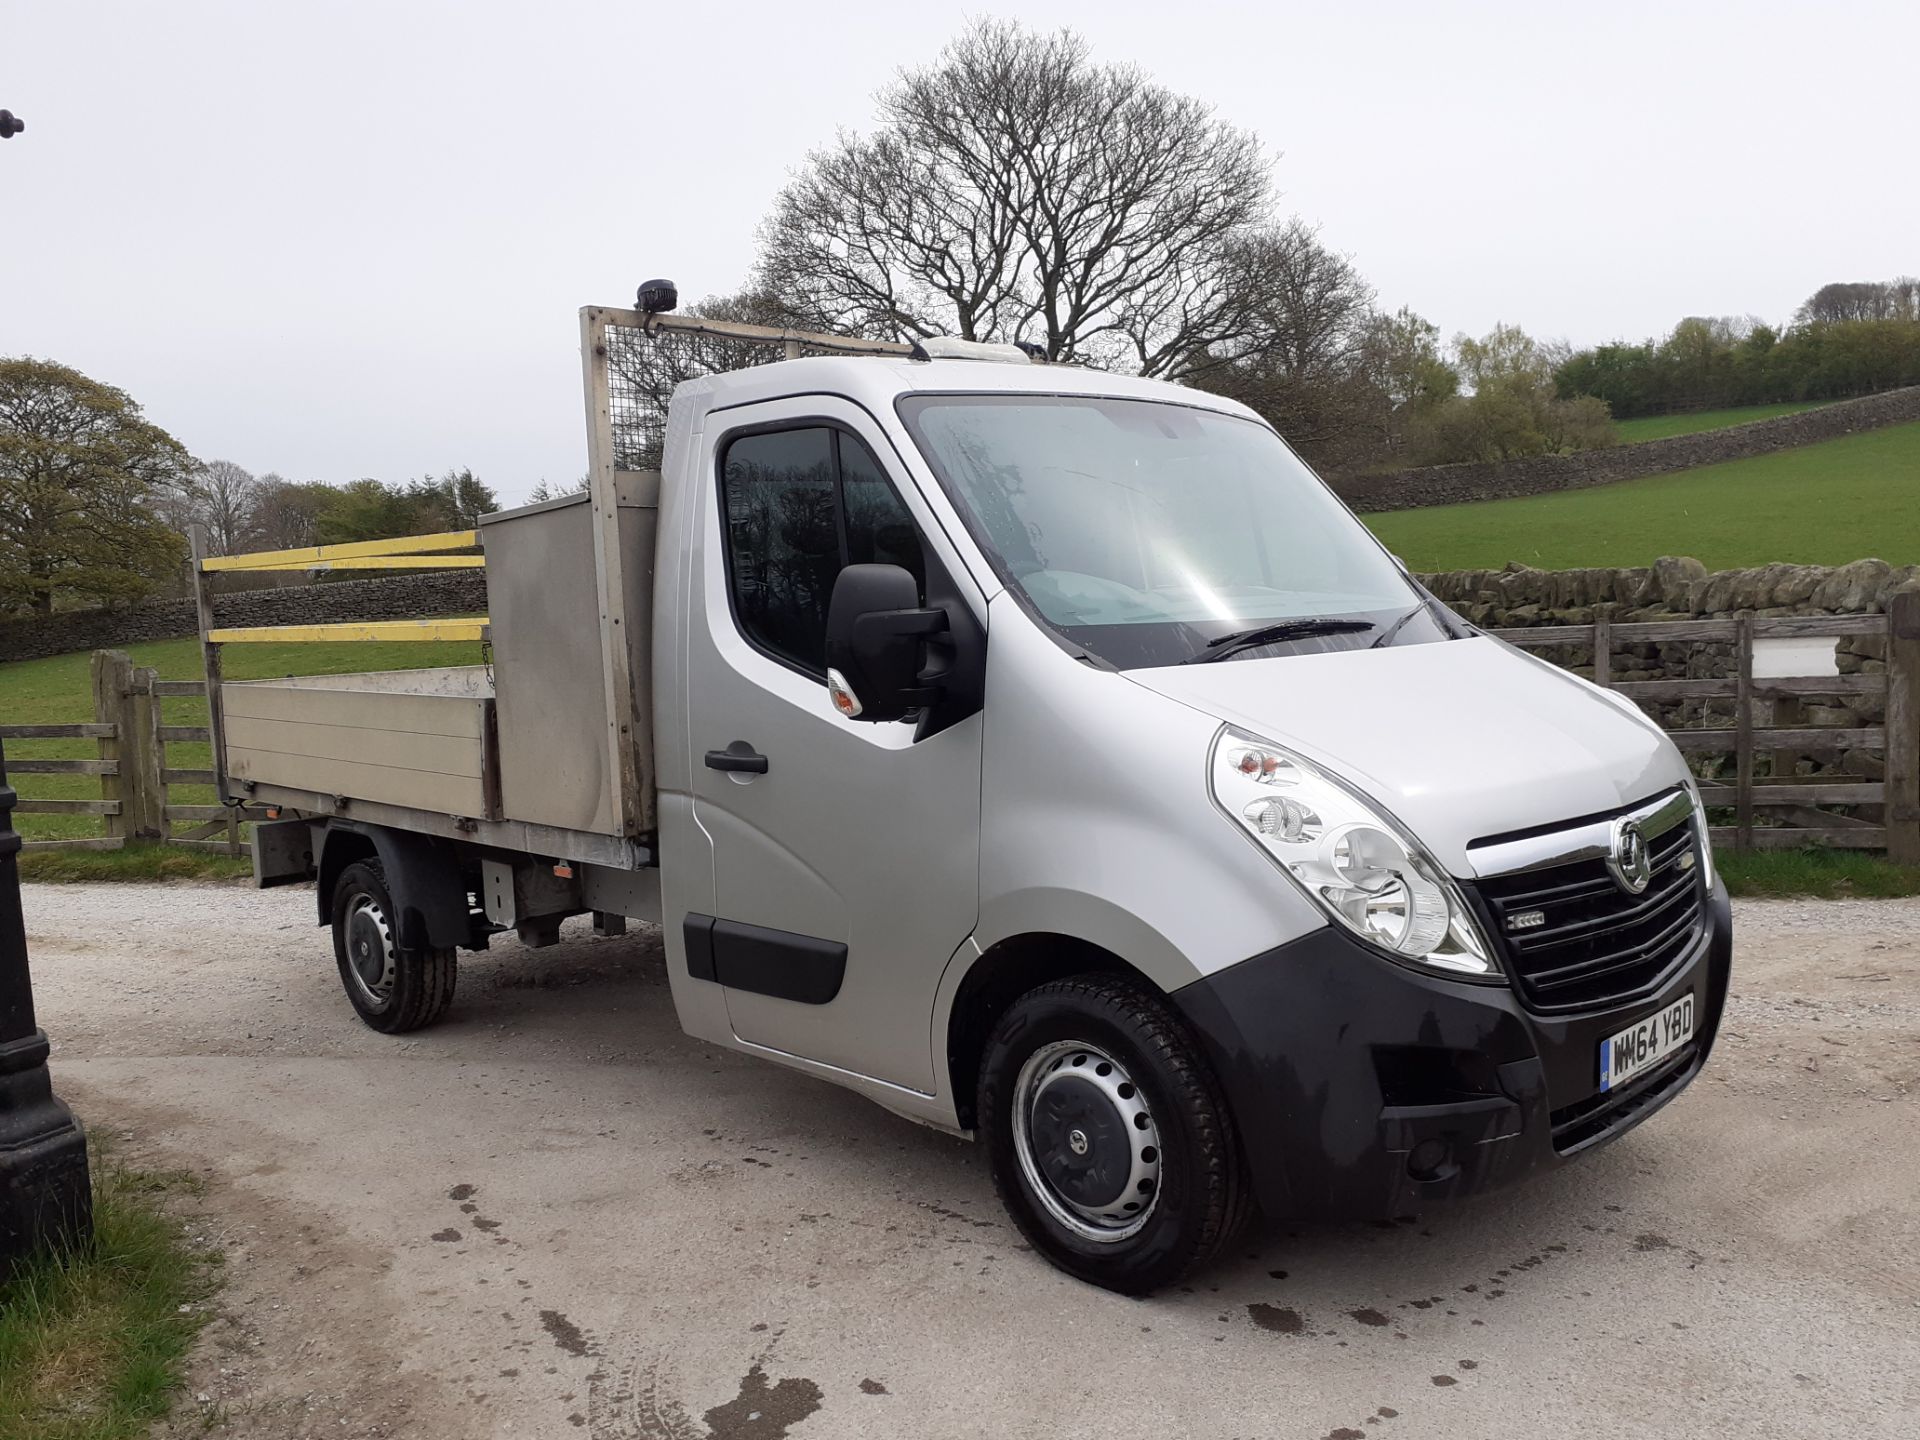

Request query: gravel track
[{"left": 22, "top": 883, "right": 1920, "bottom": 1440}]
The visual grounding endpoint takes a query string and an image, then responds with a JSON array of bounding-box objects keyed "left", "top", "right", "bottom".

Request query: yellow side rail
[
  {"left": 193, "top": 529, "right": 488, "bottom": 646},
  {"left": 199, "top": 530, "right": 481, "bottom": 573},
  {"left": 237, "top": 555, "right": 485, "bottom": 573},
  {"left": 207, "top": 618, "right": 488, "bottom": 644}
]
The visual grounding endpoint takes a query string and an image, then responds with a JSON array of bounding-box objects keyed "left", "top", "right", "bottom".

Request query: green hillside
[
  {"left": 1368, "top": 419, "right": 1920, "bottom": 572},
  {"left": 1611, "top": 401, "right": 1828, "bottom": 443}
]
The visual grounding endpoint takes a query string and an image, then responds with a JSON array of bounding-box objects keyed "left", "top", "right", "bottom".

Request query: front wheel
[
  {"left": 330, "top": 861, "right": 457, "bottom": 1033},
  {"left": 978, "top": 975, "right": 1253, "bottom": 1294}
]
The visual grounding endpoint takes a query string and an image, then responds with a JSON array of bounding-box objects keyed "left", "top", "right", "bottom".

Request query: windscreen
[{"left": 898, "top": 393, "right": 1436, "bottom": 669}]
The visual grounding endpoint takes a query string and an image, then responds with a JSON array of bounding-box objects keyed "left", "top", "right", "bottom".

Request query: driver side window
[{"left": 718, "top": 426, "right": 925, "bottom": 678}]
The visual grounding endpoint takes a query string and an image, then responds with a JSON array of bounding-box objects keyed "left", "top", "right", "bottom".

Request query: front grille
[{"left": 1474, "top": 814, "right": 1705, "bottom": 1014}]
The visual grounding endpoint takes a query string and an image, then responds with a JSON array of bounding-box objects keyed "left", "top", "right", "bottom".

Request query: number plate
[{"left": 1598, "top": 994, "right": 1695, "bottom": 1092}]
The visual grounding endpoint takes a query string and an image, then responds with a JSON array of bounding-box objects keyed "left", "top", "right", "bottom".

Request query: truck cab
[{"left": 222, "top": 307, "right": 1732, "bottom": 1294}]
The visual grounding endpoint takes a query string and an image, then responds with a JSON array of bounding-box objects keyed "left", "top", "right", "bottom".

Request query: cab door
[{"left": 685, "top": 396, "right": 983, "bottom": 1093}]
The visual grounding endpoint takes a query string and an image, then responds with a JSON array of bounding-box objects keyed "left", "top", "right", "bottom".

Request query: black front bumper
[{"left": 1172, "top": 882, "right": 1733, "bottom": 1221}]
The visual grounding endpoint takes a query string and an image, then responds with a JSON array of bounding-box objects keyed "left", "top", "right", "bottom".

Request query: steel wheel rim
[
  {"left": 344, "top": 893, "right": 397, "bottom": 1010},
  {"left": 1011, "top": 1039, "right": 1162, "bottom": 1244}
]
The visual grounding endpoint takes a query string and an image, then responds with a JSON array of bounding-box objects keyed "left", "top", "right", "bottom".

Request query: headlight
[{"left": 1210, "top": 727, "right": 1498, "bottom": 978}]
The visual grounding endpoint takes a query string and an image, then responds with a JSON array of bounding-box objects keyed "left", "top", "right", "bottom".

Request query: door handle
[{"left": 704, "top": 742, "right": 769, "bottom": 775}]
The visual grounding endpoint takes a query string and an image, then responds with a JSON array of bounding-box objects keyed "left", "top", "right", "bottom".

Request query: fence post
[
  {"left": 90, "top": 651, "right": 163, "bottom": 844},
  {"left": 1734, "top": 612, "right": 1755, "bottom": 851},
  {"left": 1592, "top": 609, "right": 1612, "bottom": 688},
  {"left": 188, "top": 526, "right": 231, "bottom": 805},
  {"left": 125, "top": 666, "right": 164, "bottom": 840},
  {"left": 89, "top": 651, "right": 130, "bottom": 844},
  {"left": 1887, "top": 591, "right": 1920, "bottom": 866}
]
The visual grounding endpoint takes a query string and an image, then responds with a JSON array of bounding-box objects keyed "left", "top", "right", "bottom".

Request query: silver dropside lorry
[{"left": 210, "top": 295, "right": 1733, "bottom": 1293}]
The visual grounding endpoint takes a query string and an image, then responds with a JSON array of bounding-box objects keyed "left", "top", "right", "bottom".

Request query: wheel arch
[
  {"left": 314, "top": 825, "right": 377, "bottom": 931},
  {"left": 316, "top": 821, "right": 480, "bottom": 952},
  {"left": 942, "top": 932, "right": 1156, "bottom": 1131},
  {"left": 938, "top": 886, "right": 1219, "bottom": 1130}
]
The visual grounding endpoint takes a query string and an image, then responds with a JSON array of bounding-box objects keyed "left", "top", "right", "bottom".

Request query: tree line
[
  {"left": 1552, "top": 289, "right": 1920, "bottom": 419},
  {"left": 190, "top": 464, "right": 497, "bottom": 556},
  {"left": 0, "top": 355, "right": 497, "bottom": 617}
]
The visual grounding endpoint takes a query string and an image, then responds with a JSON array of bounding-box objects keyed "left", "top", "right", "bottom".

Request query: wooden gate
[{"left": 1491, "top": 591, "right": 1920, "bottom": 862}]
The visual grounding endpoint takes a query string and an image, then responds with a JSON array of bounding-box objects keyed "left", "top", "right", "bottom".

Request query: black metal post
[{"left": 0, "top": 735, "right": 92, "bottom": 1276}]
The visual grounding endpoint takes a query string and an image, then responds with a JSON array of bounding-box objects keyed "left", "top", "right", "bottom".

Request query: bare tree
[
  {"left": 194, "top": 459, "right": 258, "bottom": 555},
  {"left": 1212, "top": 221, "right": 1375, "bottom": 381},
  {"left": 1184, "top": 222, "right": 1387, "bottom": 465},
  {"left": 1797, "top": 280, "right": 1899, "bottom": 325},
  {"left": 755, "top": 20, "right": 1273, "bottom": 376}
]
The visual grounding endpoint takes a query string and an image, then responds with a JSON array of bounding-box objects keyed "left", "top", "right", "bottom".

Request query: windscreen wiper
[
  {"left": 1368, "top": 602, "right": 1430, "bottom": 649},
  {"left": 1180, "top": 618, "right": 1376, "bottom": 664},
  {"left": 1369, "top": 590, "right": 1469, "bottom": 648}
]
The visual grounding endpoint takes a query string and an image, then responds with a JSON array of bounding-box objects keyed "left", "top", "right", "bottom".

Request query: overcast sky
[{"left": 3, "top": 0, "right": 1911, "bottom": 503}]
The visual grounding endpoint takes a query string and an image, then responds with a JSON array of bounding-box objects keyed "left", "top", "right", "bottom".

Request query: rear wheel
[
  {"left": 329, "top": 861, "right": 457, "bottom": 1033},
  {"left": 978, "top": 975, "right": 1253, "bottom": 1294}
]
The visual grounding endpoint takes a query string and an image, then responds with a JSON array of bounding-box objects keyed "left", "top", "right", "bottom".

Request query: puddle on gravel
[
  {"left": 540, "top": 1309, "right": 592, "bottom": 1357},
  {"left": 1247, "top": 1303, "right": 1308, "bottom": 1335},
  {"left": 701, "top": 1363, "right": 824, "bottom": 1439}
]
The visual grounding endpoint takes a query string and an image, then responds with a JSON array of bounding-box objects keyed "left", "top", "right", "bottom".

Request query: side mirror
[{"left": 825, "top": 564, "right": 949, "bottom": 723}]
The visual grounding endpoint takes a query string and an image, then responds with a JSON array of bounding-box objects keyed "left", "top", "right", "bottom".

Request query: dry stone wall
[
  {"left": 0, "top": 571, "right": 489, "bottom": 664},
  {"left": 1421, "top": 554, "right": 1920, "bottom": 628}
]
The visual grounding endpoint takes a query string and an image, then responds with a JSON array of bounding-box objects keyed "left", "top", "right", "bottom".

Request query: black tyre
[
  {"left": 329, "top": 860, "right": 457, "bottom": 1033},
  {"left": 978, "top": 975, "right": 1254, "bottom": 1294}
]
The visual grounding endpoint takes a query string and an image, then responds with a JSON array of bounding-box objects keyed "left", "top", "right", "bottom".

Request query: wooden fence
[
  {"left": 5, "top": 596, "right": 1919, "bottom": 862},
  {"left": 1490, "top": 589, "right": 1920, "bottom": 863},
  {"left": 0, "top": 650, "right": 265, "bottom": 855}
]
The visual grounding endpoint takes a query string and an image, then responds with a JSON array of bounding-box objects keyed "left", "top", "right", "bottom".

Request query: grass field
[
  {"left": 0, "top": 636, "right": 481, "bottom": 847},
  {"left": 1368, "top": 418, "right": 1920, "bottom": 572},
  {"left": 1611, "top": 401, "right": 1827, "bottom": 444},
  {"left": 1717, "top": 849, "right": 1920, "bottom": 898}
]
